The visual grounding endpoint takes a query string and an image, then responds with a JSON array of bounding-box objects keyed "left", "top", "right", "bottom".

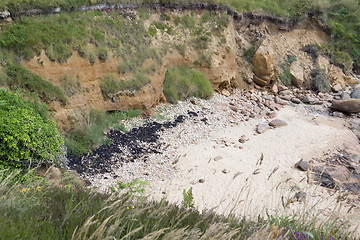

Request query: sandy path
[{"left": 148, "top": 105, "right": 359, "bottom": 228}]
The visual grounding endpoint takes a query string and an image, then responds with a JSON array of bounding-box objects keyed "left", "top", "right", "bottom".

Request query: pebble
[
  {"left": 257, "top": 123, "right": 270, "bottom": 134},
  {"left": 291, "top": 98, "right": 301, "bottom": 104},
  {"left": 269, "top": 119, "right": 288, "bottom": 128},
  {"left": 295, "top": 160, "right": 309, "bottom": 171}
]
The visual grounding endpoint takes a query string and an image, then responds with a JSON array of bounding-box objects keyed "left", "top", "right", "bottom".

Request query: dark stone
[
  {"left": 313, "top": 166, "right": 335, "bottom": 189},
  {"left": 295, "top": 160, "right": 309, "bottom": 171},
  {"left": 269, "top": 119, "right": 288, "bottom": 128}
]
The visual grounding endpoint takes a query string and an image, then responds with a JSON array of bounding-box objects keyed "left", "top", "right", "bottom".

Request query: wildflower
[
  {"left": 132, "top": 206, "right": 135, "bottom": 209},
  {"left": 21, "top": 188, "right": 30, "bottom": 192},
  {"left": 36, "top": 186, "right": 41, "bottom": 191},
  {"left": 126, "top": 206, "right": 130, "bottom": 209}
]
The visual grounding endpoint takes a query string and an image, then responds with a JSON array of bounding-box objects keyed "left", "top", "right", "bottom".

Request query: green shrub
[
  {"left": 193, "top": 35, "right": 211, "bottom": 49},
  {"left": 0, "top": 89, "right": 63, "bottom": 170},
  {"left": 244, "top": 46, "right": 256, "bottom": 62},
  {"left": 163, "top": 66, "right": 213, "bottom": 104},
  {"left": 331, "top": 50, "right": 353, "bottom": 74},
  {"left": 88, "top": 51, "right": 96, "bottom": 65},
  {"left": 180, "top": 15, "right": 196, "bottom": 29},
  {"left": 311, "top": 67, "right": 330, "bottom": 92},
  {"left": 4, "top": 64, "right": 67, "bottom": 103}
]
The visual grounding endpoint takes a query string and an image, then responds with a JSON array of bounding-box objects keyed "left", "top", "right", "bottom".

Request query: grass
[
  {"left": 311, "top": 67, "right": 330, "bottom": 92},
  {"left": 65, "top": 108, "right": 141, "bottom": 156},
  {"left": 244, "top": 46, "right": 256, "bottom": 62},
  {"left": 100, "top": 72, "right": 151, "bottom": 96},
  {"left": 0, "top": 169, "right": 354, "bottom": 239},
  {"left": 163, "top": 66, "right": 213, "bottom": 104},
  {"left": 279, "top": 55, "right": 297, "bottom": 86},
  {"left": 4, "top": 64, "right": 67, "bottom": 103}
]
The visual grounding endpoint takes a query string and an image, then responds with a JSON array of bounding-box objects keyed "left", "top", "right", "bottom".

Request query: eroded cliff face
[{"left": 21, "top": 9, "right": 355, "bottom": 128}]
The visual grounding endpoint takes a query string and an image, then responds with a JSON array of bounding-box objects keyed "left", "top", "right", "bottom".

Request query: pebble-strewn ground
[{"left": 67, "top": 85, "right": 360, "bottom": 194}]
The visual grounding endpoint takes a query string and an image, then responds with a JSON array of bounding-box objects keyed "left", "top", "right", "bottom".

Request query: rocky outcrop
[
  {"left": 290, "top": 61, "right": 304, "bottom": 87},
  {"left": 252, "top": 47, "right": 275, "bottom": 86}
]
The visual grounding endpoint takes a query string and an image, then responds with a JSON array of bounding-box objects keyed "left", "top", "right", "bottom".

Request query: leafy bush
[
  {"left": 100, "top": 73, "right": 151, "bottom": 96},
  {"left": 4, "top": 64, "right": 67, "bottom": 103},
  {"left": 0, "top": 89, "right": 63, "bottom": 170},
  {"left": 244, "top": 46, "right": 256, "bottom": 62},
  {"left": 174, "top": 43, "right": 186, "bottom": 56},
  {"left": 163, "top": 66, "right": 213, "bottom": 104}
]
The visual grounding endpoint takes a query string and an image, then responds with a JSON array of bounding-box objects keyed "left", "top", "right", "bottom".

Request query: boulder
[
  {"left": 313, "top": 166, "right": 335, "bottom": 189},
  {"left": 252, "top": 47, "right": 274, "bottom": 86},
  {"left": 328, "top": 65, "right": 356, "bottom": 88},
  {"left": 351, "top": 84, "right": 360, "bottom": 99},
  {"left": 290, "top": 62, "right": 304, "bottom": 87},
  {"left": 331, "top": 83, "right": 342, "bottom": 92},
  {"left": 331, "top": 99, "right": 360, "bottom": 113}
]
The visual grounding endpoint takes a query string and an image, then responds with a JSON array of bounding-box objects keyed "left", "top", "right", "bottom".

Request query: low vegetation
[
  {"left": 65, "top": 108, "right": 141, "bottom": 156},
  {"left": 279, "top": 55, "right": 297, "bottom": 86},
  {"left": 0, "top": 170, "right": 351, "bottom": 239},
  {"left": 100, "top": 72, "right": 151, "bottom": 96},
  {"left": 4, "top": 64, "right": 67, "bottom": 103},
  {"left": 163, "top": 66, "right": 213, "bottom": 104}
]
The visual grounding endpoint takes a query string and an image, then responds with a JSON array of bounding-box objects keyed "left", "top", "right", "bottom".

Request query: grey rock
[
  {"left": 257, "top": 123, "right": 270, "bottom": 134},
  {"left": 269, "top": 119, "right": 288, "bottom": 128},
  {"left": 291, "top": 97, "right": 301, "bottom": 104},
  {"left": 331, "top": 99, "right": 360, "bottom": 113},
  {"left": 344, "top": 182, "right": 360, "bottom": 194},
  {"left": 313, "top": 166, "right": 335, "bottom": 189},
  {"left": 295, "top": 160, "right": 309, "bottom": 171},
  {"left": 351, "top": 84, "right": 360, "bottom": 99},
  {"left": 302, "top": 95, "right": 316, "bottom": 104},
  {"left": 275, "top": 96, "right": 287, "bottom": 105},
  {"left": 332, "top": 111, "right": 346, "bottom": 118},
  {"left": 279, "top": 95, "right": 292, "bottom": 101},
  {"left": 332, "top": 83, "right": 342, "bottom": 92},
  {"left": 294, "top": 191, "right": 306, "bottom": 202},
  {"left": 199, "top": 179, "right": 205, "bottom": 183},
  {"left": 214, "top": 156, "right": 223, "bottom": 161},
  {"left": 280, "top": 90, "right": 292, "bottom": 96},
  {"left": 341, "top": 92, "right": 351, "bottom": 100}
]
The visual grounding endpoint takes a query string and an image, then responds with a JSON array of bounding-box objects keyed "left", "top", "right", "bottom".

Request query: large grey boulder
[
  {"left": 351, "top": 84, "right": 360, "bottom": 99},
  {"left": 331, "top": 99, "right": 360, "bottom": 113}
]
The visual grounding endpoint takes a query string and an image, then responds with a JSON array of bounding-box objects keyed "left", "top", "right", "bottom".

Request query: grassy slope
[{"left": 0, "top": 0, "right": 360, "bottom": 66}]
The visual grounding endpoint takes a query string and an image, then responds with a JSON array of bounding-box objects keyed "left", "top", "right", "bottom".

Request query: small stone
[
  {"left": 291, "top": 97, "right": 301, "bottom": 104},
  {"left": 269, "top": 119, "right": 288, "bottom": 128},
  {"left": 271, "top": 84, "right": 278, "bottom": 93},
  {"left": 303, "top": 95, "right": 316, "bottom": 104},
  {"left": 313, "top": 166, "right": 335, "bottom": 189},
  {"left": 279, "top": 95, "right": 292, "bottom": 101},
  {"left": 351, "top": 84, "right": 360, "bottom": 99},
  {"left": 332, "top": 111, "right": 346, "bottom": 118},
  {"left": 277, "top": 85, "right": 288, "bottom": 91},
  {"left": 295, "top": 160, "right": 309, "bottom": 171},
  {"left": 257, "top": 123, "right": 270, "bottom": 134},
  {"left": 341, "top": 92, "right": 351, "bottom": 100},
  {"left": 199, "top": 179, "right": 205, "bottom": 183},
  {"left": 234, "top": 144, "right": 240, "bottom": 148},
  {"left": 279, "top": 90, "right": 292, "bottom": 96},
  {"left": 222, "top": 169, "right": 230, "bottom": 174},
  {"left": 221, "top": 89, "right": 231, "bottom": 97},
  {"left": 332, "top": 83, "right": 342, "bottom": 92},
  {"left": 294, "top": 191, "right": 306, "bottom": 202},
  {"left": 275, "top": 96, "right": 287, "bottom": 105},
  {"left": 331, "top": 99, "right": 360, "bottom": 113},
  {"left": 267, "top": 111, "right": 277, "bottom": 118},
  {"left": 214, "top": 156, "right": 223, "bottom": 161},
  {"left": 238, "top": 135, "right": 249, "bottom": 143},
  {"left": 190, "top": 99, "right": 197, "bottom": 105},
  {"left": 229, "top": 106, "right": 238, "bottom": 112}
]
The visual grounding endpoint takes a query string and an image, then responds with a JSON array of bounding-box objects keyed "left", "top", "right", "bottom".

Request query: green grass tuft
[{"left": 163, "top": 66, "right": 213, "bottom": 104}]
